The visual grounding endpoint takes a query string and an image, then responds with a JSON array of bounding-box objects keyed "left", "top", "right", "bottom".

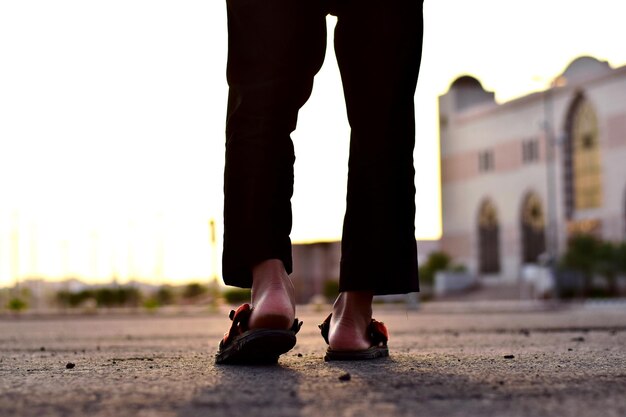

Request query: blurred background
[{"left": 1, "top": 0, "right": 626, "bottom": 313}]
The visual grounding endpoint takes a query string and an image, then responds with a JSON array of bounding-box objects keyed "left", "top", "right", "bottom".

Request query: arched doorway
[
  {"left": 478, "top": 199, "right": 501, "bottom": 274},
  {"left": 520, "top": 193, "right": 546, "bottom": 263},
  {"left": 563, "top": 93, "right": 603, "bottom": 220}
]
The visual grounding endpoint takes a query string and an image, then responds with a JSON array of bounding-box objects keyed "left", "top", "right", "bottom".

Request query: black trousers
[{"left": 223, "top": 0, "right": 422, "bottom": 295}]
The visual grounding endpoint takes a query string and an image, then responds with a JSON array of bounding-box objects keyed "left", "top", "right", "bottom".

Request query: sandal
[
  {"left": 318, "top": 314, "right": 390, "bottom": 361},
  {"left": 215, "top": 304, "right": 303, "bottom": 365}
]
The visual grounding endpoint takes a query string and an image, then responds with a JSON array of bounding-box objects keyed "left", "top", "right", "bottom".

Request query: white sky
[{"left": 1, "top": 0, "right": 625, "bottom": 285}]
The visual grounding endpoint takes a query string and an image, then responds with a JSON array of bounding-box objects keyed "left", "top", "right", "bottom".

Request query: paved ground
[{"left": 1, "top": 302, "right": 625, "bottom": 417}]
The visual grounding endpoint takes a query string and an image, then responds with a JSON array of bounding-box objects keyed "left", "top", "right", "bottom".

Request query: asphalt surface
[{"left": 1, "top": 302, "right": 625, "bottom": 417}]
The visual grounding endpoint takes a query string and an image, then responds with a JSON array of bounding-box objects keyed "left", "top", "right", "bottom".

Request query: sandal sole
[
  {"left": 323, "top": 346, "right": 389, "bottom": 362},
  {"left": 215, "top": 328, "right": 297, "bottom": 365}
]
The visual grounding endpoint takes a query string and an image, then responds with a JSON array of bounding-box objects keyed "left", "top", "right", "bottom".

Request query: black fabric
[{"left": 222, "top": 0, "right": 423, "bottom": 295}]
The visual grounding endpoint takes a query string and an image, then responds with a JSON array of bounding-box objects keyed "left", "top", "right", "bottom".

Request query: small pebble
[
  {"left": 338, "top": 372, "right": 351, "bottom": 381},
  {"left": 40, "top": 347, "right": 46, "bottom": 352},
  {"left": 568, "top": 348, "right": 573, "bottom": 351},
  {"left": 571, "top": 337, "right": 585, "bottom": 342},
  {"left": 297, "top": 353, "right": 303, "bottom": 357},
  {"left": 503, "top": 355, "right": 515, "bottom": 359},
  {"left": 66, "top": 362, "right": 75, "bottom": 369}
]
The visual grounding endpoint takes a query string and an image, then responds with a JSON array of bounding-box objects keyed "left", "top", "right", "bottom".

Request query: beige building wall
[
  {"left": 439, "top": 56, "right": 626, "bottom": 283},
  {"left": 290, "top": 240, "right": 440, "bottom": 302}
]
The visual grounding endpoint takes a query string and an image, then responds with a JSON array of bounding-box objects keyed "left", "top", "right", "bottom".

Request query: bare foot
[
  {"left": 328, "top": 291, "right": 374, "bottom": 351},
  {"left": 248, "top": 259, "right": 296, "bottom": 330}
]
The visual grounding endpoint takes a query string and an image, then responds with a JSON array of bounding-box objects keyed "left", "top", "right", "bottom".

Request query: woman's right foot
[
  {"left": 328, "top": 291, "right": 374, "bottom": 351},
  {"left": 248, "top": 259, "right": 296, "bottom": 330}
]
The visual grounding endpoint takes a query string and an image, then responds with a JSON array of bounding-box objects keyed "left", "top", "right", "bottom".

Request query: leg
[
  {"left": 223, "top": 0, "right": 327, "bottom": 328},
  {"left": 329, "top": 0, "right": 423, "bottom": 349}
]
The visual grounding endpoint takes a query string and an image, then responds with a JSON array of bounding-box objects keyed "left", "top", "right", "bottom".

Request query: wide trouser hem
[
  {"left": 222, "top": 249, "right": 293, "bottom": 290},
  {"left": 338, "top": 247, "right": 420, "bottom": 296}
]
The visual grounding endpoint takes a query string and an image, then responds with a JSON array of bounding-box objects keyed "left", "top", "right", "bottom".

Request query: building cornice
[{"left": 453, "top": 63, "right": 626, "bottom": 124}]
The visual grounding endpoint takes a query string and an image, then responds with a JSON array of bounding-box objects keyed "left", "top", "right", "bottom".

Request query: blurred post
[
  {"left": 61, "top": 240, "right": 69, "bottom": 279},
  {"left": 154, "top": 212, "right": 164, "bottom": 282},
  {"left": 208, "top": 218, "right": 220, "bottom": 311},
  {"left": 209, "top": 219, "right": 218, "bottom": 283},
  {"left": 11, "top": 211, "right": 20, "bottom": 293},
  {"left": 90, "top": 231, "right": 99, "bottom": 280},
  {"left": 543, "top": 76, "right": 567, "bottom": 266}
]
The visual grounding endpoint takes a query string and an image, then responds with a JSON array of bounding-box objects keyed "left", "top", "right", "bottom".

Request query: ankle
[
  {"left": 333, "top": 291, "right": 374, "bottom": 318},
  {"left": 252, "top": 259, "right": 285, "bottom": 276},
  {"left": 252, "top": 259, "right": 290, "bottom": 289},
  {"left": 250, "top": 258, "right": 295, "bottom": 308}
]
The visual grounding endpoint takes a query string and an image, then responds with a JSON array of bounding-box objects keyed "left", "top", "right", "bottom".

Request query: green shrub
[
  {"left": 222, "top": 288, "right": 251, "bottom": 304},
  {"left": 156, "top": 286, "right": 175, "bottom": 305},
  {"left": 57, "top": 287, "right": 142, "bottom": 308},
  {"left": 56, "top": 290, "right": 94, "bottom": 308},
  {"left": 323, "top": 280, "right": 340, "bottom": 301},
  {"left": 142, "top": 298, "right": 160, "bottom": 312},
  {"left": 183, "top": 283, "right": 208, "bottom": 299},
  {"left": 7, "top": 298, "right": 27, "bottom": 313},
  {"left": 560, "top": 234, "right": 626, "bottom": 297},
  {"left": 560, "top": 234, "right": 599, "bottom": 278},
  {"left": 419, "top": 251, "right": 452, "bottom": 286}
]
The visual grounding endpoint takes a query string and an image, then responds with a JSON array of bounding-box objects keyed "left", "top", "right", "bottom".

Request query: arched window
[
  {"left": 478, "top": 199, "right": 501, "bottom": 274},
  {"left": 520, "top": 193, "right": 546, "bottom": 263},
  {"left": 563, "top": 94, "right": 603, "bottom": 218}
]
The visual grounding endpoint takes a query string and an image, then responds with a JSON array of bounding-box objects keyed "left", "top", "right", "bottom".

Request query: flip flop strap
[{"left": 319, "top": 314, "right": 332, "bottom": 345}]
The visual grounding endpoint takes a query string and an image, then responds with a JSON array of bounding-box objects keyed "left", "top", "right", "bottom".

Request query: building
[
  {"left": 439, "top": 56, "right": 626, "bottom": 283},
  {"left": 291, "top": 240, "right": 440, "bottom": 303},
  {"left": 291, "top": 241, "right": 341, "bottom": 303}
]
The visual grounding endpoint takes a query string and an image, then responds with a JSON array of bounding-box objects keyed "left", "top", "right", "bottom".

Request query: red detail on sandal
[
  {"left": 215, "top": 304, "right": 303, "bottom": 364},
  {"left": 369, "top": 319, "right": 389, "bottom": 347},
  {"left": 318, "top": 314, "right": 390, "bottom": 361},
  {"left": 221, "top": 303, "right": 252, "bottom": 347}
]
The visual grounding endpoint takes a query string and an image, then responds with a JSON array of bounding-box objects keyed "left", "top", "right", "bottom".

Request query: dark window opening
[{"left": 478, "top": 200, "right": 501, "bottom": 274}]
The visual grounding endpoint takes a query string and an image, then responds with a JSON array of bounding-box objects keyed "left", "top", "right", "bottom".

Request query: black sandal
[
  {"left": 319, "top": 314, "right": 390, "bottom": 361},
  {"left": 215, "top": 304, "right": 302, "bottom": 365}
]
